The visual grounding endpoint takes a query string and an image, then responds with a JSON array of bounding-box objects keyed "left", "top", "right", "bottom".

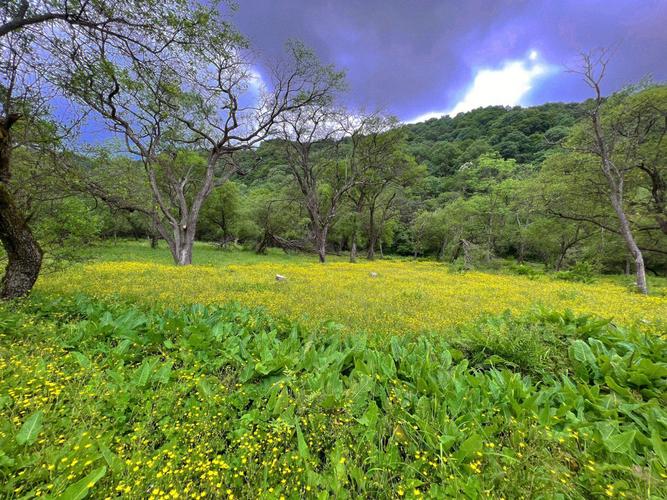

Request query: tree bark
[
  {"left": 517, "top": 240, "right": 525, "bottom": 264},
  {"left": 349, "top": 205, "right": 362, "bottom": 263},
  {"left": 0, "top": 115, "right": 43, "bottom": 299},
  {"left": 366, "top": 204, "right": 376, "bottom": 260},
  {"left": 609, "top": 191, "right": 648, "bottom": 294},
  {"left": 555, "top": 245, "right": 566, "bottom": 272},
  {"left": 315, "top": 227, "right": 327, "bottom": 263},
  {"left": 350, "top": 240, "right": 357, "bottom": 263},
  {"left": 437, "top": 238, "right": 448, "bottom": 261},
  {"left": 170, "top": 224, "right": 196, "bottom": 265},
  {"left": 367, "top": 234, "right": 377, "bottom": 260}
]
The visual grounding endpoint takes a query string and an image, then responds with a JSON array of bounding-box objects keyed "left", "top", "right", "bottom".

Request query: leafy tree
[
  {"left": 566, "top": 53, "right": 666, "bottom": 292},
  {"left": 278, "top": 107, "right": 385, "bottom": 262},
  {"left": 0, "top": 0, "right": 224, "bottom": 296},
  {"left": 199, "top": 182, "right": 242, "bottom": 245}
]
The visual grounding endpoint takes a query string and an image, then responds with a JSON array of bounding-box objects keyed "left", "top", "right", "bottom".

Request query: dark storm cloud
[{"left": 231, "top": 0, "right": 667, "bottom": 121}]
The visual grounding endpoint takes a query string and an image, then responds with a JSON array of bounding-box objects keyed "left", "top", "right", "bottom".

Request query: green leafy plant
[{"left": 0, "top": 295, "right": 665, "bottom": 498}]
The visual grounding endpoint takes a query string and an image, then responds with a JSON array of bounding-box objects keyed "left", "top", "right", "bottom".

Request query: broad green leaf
[
  {"left": 569, "top": 340, "right": 599, "bottom": 379},
  {"left": 98, "top": 442, "right": 123, "bottom": 475},
  {"left": 71, "top": 351, "right": 91, "bottom": 369},
  {"left": 358, "top": 401, "right": 379, "bottom": 427},
  {"left": 0, "top": 450, "right": 15, "bottom": 467},
  {"left": 604, "top": 375, "right": 632, "bottom": 399},
  {"left": 440, "top": 434, "right": 457, "bottom": 452},
  {"left": 16, "top": 411, "right": 44, "bottom": 446},
  {"left": 197, "top": 379, "right": 213, "bottom": 401},
  {"left": 455, "top": 433, "right": 483, "bottom": 460},
  {"left": 154, "top": 361, "right": 173, "bottom": 384},
  {"left": 604, "top": 430, "right": 636, "bottom": 454},
  {"left": 60, "top": 466, "right": 106, "bottom": 500},
  {"left": 652, "top": 431, "right": 667, "bottom": 466},
  {"left": 295, "top": 422, "right": 310, "bottom": 459},
  {"left": 136, "top": 359, "right": 154, "bottom": 387}
]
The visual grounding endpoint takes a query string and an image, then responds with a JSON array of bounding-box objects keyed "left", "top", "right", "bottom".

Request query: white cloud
[
  {"left": 407, "top": 51, "right": 555, "bottom": 123},
  {"left": 248, "top": 68, "right": 267, "bottom": 95}
]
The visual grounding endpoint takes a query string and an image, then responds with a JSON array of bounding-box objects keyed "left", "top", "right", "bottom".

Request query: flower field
[
  {"left": 37, "top": 255, "right": 667, "bottom": 335},
  {"left": 1, "top": 295, "right": 666, "bottom": 498},
  {"left": 2, "top": 246, "right": 666, "bottom": 498}
]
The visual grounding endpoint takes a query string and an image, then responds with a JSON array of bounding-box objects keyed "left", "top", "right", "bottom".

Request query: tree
[
  {"left": 53, "top": 2, "right": 341, "bottom": 265},
  {"left": 611, "top": 85, "right": 667, "bottom": 236},
  {"left": 345, "top": 121, "right": 423, "bottom": 261},
  {"left": 278, "top": 106, "right": 378, "bottom": 262},
  {"left": 0, "top": 0, "right": 216, "bottom": 296},
  {"left": 199, "top": 181, "right": 242, "bottom": 245},
  {"left": 569, "top": 52, "right": 649, "bottom": 293},
  {"left": 356, "top": 127, "right": 424, "bottom": 260}
]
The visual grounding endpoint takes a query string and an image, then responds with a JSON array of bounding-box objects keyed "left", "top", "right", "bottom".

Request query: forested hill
[
  {"left": 242, "top": 101, "right": 585, "bottom": 185},
  {"left": 402, "top": 102, "right": 584, "bottom": 173}
]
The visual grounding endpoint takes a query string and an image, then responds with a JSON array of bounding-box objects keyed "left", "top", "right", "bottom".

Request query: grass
[
  {"left": 36, "top": 241, "right": 667, "bottom": 335},
  {"left": 78, "top": 240, "right": 342, "bottom": 266},
  {"left": 1, "top": 295, "right": 665, "bottom": 499}
]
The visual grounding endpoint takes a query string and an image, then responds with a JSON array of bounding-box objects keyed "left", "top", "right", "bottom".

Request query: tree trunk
[
  {"left": 555, "top": 244, "right": 566, "bottom": 272},
  {"left": 0, "top": 185, "right": 43, "bottom": 299},
  {"left": 610, "top": 194, "right": 648, "bottom": 294},
  {"left": 317, "top": 238, "right": 326, "bottom": 263},
  {"left": 367, "top": 234, "right": 377, "bottom": 260},
  {"left": 0, "top": 115, "right": 43, "bottom": 299},
  {"left": 366, "top": 205, "right": 376, "bottom": 260},
  {"left": 462, "top": 239, "right": 473, "bottom": 270},
  {"left": 451, "top": 240, "right": 462, "bottom": 262},
  {"left": 314, "top": 225, "right": 328, "bottom": 263},
  {"left": 159, "top": 221, "right": 196, "bottom": 266},
  {"left": 517, "top": 240, "right": 525, "bottom": 264},
  {"left": 173, "top": 227, "right": 195, "bottom": 265},
  {"left": 349, "top": 211, "right": 359, "bottom": 263},
  {"left": 176, "top": 243, "right": 193, "bottom": 265},
  {"left": 149, "top": 216, "right": 160, "bottom": 249},
  {"left": 437, "top": 238, "right": 448, "bottom": 261}
]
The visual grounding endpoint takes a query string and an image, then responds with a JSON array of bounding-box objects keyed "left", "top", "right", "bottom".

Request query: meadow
[
  {"left": 37, "top": 242, "right": 667, "bottom": 335},
  {"left": 1, "top": 242, "right": 666, "bottom": 499}
]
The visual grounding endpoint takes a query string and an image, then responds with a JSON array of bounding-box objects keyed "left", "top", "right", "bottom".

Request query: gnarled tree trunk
[{"left": 0, "top": 115, "right": 43, "bottom": 299}]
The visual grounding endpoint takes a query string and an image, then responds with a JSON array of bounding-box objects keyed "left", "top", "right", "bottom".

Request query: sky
[{"left": 231, "top": 0, "right": 667, "bottom": 123}]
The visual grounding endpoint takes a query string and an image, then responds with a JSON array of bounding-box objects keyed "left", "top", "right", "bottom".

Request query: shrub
[{"left": 554, "top": 261, "right": 598, "bottom": 283}]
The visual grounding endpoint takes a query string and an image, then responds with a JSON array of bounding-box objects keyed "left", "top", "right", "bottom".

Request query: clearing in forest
[{"left": 38, "top": 248, "right": 667, "bottom": 335}]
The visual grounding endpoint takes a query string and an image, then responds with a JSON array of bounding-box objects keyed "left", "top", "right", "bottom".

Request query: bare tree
[{"left": 571, "top": 51, "right": 649, "bottom": 293}]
